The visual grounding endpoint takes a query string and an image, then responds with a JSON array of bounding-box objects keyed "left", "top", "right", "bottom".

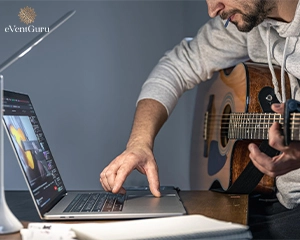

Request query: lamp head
[{"left": 0, "top": 10, "right": 76, "bottom": 73}]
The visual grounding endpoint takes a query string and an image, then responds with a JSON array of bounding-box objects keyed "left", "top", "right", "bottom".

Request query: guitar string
[
  {"left": 204, "top": 114, "right": 300, "bottom": 122},
  {"left": 204, "top": 120, "right": 299, "bottom": 125},
  {"left": 204, "top": 113, "right": 300, "bottom": 138},
  {"left": 205, "top": 113, "right": 300, "bottom": 117},
  {"left": 205, "top": 125, "right": 299, "bottom": 129}
]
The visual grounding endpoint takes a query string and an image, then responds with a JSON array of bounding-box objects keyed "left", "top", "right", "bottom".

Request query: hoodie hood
[
  {"left": 262, "top": 1, "right": 300, "bottom": 103},
  {"left": 261, "top": 0, "right": 300, "bottom": 38}
]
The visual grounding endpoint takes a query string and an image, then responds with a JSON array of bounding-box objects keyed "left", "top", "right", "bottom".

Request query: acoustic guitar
[{"left": 195, "top": 62, "right": 299, "bottom": 194}]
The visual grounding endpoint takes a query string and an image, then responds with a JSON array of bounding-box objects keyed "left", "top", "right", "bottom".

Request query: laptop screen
[{"left": 3, "top": 90, "right": 66, "bottom": 214}]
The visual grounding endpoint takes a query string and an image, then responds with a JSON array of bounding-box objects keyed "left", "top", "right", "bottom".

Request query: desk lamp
[{"left": 0, "top": 10, "right": 76, "bottom": 234}]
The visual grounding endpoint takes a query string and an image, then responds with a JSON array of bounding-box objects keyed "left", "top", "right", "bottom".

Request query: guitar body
[{"left": 193, "top": 62, "right": 290, "bottom": 194}]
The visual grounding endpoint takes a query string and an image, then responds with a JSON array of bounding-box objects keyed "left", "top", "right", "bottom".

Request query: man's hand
[
  {"left": 99, "top": 99, "right": 168, "bottom": 198},
  {"left": 100, "top": 145, "right": 161, "bottom": 197},
  {"left": 249, "top": 103, "right": 300, "bottom": 177}
]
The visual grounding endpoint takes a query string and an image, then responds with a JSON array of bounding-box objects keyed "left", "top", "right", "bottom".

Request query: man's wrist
[{"left": 126, "top": 135, "right": 154, "bottom": 150}]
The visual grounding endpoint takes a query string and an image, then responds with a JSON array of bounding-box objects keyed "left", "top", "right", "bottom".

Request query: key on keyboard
[{"left": 64, "top": 193, "right": 125, "bottom": 213}]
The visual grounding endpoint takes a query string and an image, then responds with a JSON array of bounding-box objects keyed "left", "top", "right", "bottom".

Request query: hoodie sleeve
[{"left": 137, "top": 17, "right": 250, "bottom": 115}]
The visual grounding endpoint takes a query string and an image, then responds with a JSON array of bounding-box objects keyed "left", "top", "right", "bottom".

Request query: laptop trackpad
[
  {"left": 125, "top": 194, "right": 179, "bottom": 213},
  {"left": 127, "top": 193, "right": 176, "bottom": 200}
]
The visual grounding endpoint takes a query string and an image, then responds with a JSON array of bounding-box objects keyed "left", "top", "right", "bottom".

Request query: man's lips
[
  {"left": 221, "top": 11, "right": 236, "bottom": 21},
  {"left": 229, "top": 14, "right": 236, "bottom": 21}
]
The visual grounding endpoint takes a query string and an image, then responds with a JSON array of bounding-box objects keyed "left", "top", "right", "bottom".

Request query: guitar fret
[
  {"left": 258, "top": 114, "right": 260, "bottom": 138},
  {"left": 238, "top": 114, "right": 240, "bottom": 138},
  {"left": 228, "top": 114, "right": 233, "bottom": 138},
  {"left": 292, "top": 113, "right": 295, "bottom": 141},
  {"left": 237, "top": 114, "right": 241, "bottom": 138},
  {"left": 246, "top": 114, "right": 252, "bottom": 138},
  {"left": 241, "top": 113, "right": 244, "bottom": 139},
  {"left": 247, "top": 113, "right": 250, "bottom": 139},
  {"left": 245, "top": 114, "right": 251, "bottom": 138},
  {"left": 238, "top": 113, "right": 241, "bottom": 139},
  {"left": 240, "top": 113, "right": 247, "bottom": 138},
  {"left": 256, "top": 113, "right": 258, "bottom": 139},
  {"left": 234, "top": 113, "right": 237, "bottom": 139},
  {"left": 235, "top": 113, "right": 238, "bottom": 139},
  {"left": 246, "top": 113, "right": 249, "bottom": 139},
  {"left": 262, "top": 114, "right": 266, "bottom": 139},
  {"left": 266, "top": 113, "right": 269, "bottom": 139},
  {"left": 232, "top": 114, "right": 234, "bottom": 139},
  {"left": 232, "top": 113, "right": 234, "bottom": 139},
  {"left": 234, "top": 113, "right": 237, "bottom": 138},
  {"left": 239, "top": 113, "right": 241, "bottom": 139},
  {"left": 229, "top": 113, "right": 233, "bottom": 139},
  {"left": 252, "top": 113, "right": 255, "bottom": 139},
  {"left": 258, "top": 114, "right": 261, "bottom": 139},
  {"left": 230, "top": 113, "right": 233, "bottom": 139},
  {"left": 245, "top": 114, "right": 251, "bottom": 139},
  {"left": 237, "top": 113, "right": 239, "bottom": 138},
  {"left": 244, "top": 113, "right": 246, "bottom": 139},
  {"left": 239, "top": 113, "right": 241, "bottom": 138},
  {"left": 278, "top": 114, "right": 282, "bottom": 125},
  {"left": 260, "top": 114, "right": 263, "bottom": 139},
  {"left": 268, "top": 113, "right": 271, "bottom": 139},
  {"left": 255, "top": 114, "right": 261, "bottom": 139}
]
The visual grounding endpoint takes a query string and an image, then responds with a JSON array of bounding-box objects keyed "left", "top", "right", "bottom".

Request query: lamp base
[
  {"left": 0, "top": 198, "right": 23, "bottom": 234},
  {"left": 0, "top": 75, "right": 23, "bottom": 234}
]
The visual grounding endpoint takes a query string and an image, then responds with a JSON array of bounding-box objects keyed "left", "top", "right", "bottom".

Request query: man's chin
[{"left": 234, "top": 22, "right": 255, "bottom": 32}]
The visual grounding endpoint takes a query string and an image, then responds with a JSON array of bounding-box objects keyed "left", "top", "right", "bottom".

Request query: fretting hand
[{"left": 249, "top": 103, "right": 300, "bottom": 177}]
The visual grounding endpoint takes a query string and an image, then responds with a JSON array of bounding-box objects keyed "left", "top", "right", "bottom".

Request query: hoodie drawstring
[
  {"left": 267, "top": 24, "right": 290, "bottom": 103},
  {"left": 266, "top": 24, "right": 283, "bottom": 103},
  {"left": 281, "top": 37, "right": 290, "bottom": 103},
  {"left": 266, "top": 23, "right": 290, "bottom": 103}
]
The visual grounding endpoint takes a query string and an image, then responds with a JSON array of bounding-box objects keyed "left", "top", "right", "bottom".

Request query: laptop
[{"left": 2, "top": 90, "right": 186, "bottom": 220}]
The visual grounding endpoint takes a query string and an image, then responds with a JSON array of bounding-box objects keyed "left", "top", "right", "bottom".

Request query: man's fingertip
[
  {"left": 112, "top": 186, "right": 118, "bottom": 193},
  {"left": 154, "top": 189, "right": 161, "bottom": 198},
  {"left": 248, "top": 143, "right": 254, "bottom": 152},
  {"left": 272, "top": 103, "right": 281, "bottom": 109}
]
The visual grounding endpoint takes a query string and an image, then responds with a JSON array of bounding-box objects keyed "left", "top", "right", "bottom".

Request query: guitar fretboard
[{"left": 227, "top": 113, "right": 300, "bottom": 140}]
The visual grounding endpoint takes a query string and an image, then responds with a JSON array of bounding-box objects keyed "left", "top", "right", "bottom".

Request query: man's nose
[{"left": 206, "top": 1, "right": 225, "bottom": 18}]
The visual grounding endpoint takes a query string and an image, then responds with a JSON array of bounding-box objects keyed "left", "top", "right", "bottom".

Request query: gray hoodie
[{"left": 138, "top": 2, "right": 300, "bottom": 209}]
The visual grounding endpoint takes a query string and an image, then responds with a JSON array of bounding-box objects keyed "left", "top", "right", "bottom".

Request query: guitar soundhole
[{"left": 220, "top": 104, "right": 231, "bottom": 147}]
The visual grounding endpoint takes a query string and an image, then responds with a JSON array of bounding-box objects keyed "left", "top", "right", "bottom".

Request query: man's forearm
[{"left": 127, "top": 99, "right": 168, "bottom": 150}]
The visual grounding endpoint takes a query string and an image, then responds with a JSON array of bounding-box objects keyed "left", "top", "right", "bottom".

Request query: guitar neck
[{"left": 227, "top": 112, "right": 300, "bottom": 141}]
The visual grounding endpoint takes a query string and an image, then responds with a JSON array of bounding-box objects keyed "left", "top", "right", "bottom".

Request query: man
[{"left": 100, "top": 0, "right": 300, "bottom": 238}]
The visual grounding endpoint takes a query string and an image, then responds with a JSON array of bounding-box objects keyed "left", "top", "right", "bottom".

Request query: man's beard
[
  {"left": 236, "top": 7, "right": 268, "bottom": 32},
  {"left": 223, "top": 1, "right": 275, "bottom": 32}
]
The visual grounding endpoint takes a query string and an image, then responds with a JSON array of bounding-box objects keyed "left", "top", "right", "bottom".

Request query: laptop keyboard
[{"left": 64, "top": 193, "right": 125, "bottom": 213}]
